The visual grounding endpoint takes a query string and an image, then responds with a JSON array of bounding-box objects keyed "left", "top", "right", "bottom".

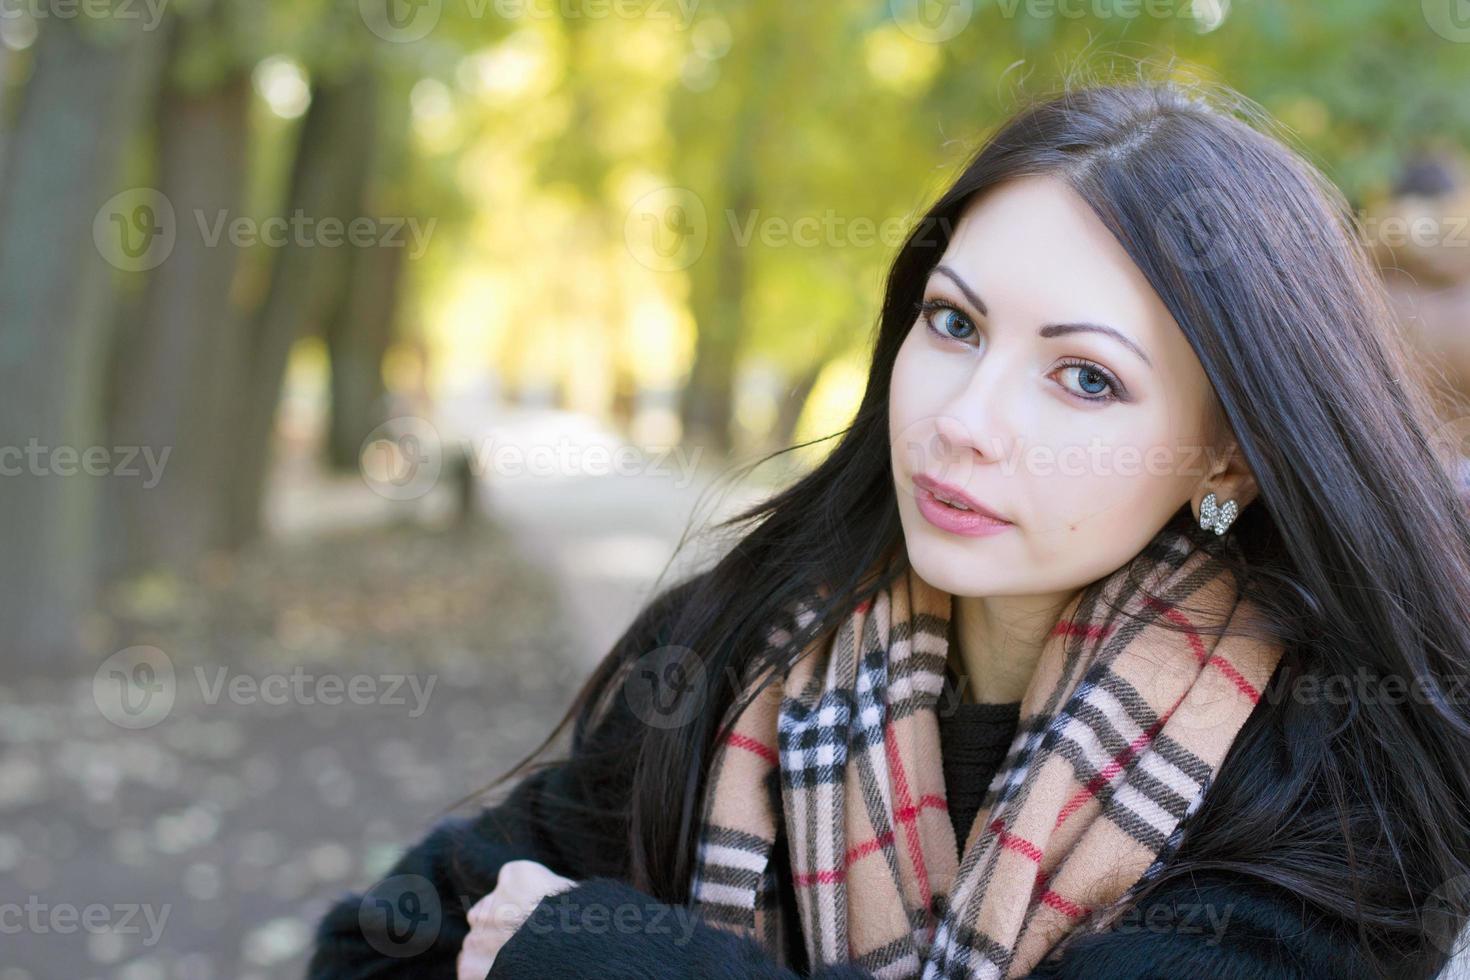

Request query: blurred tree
[
  {"left": 670, "top": 0, "right": 783, "bottom": 457},
  {"left": 322, "top": 80, "right": 412, "bottom": 470},
  {"left": 0, "top": 13, "right": 170, "bottom": 665},
  {"left": 226, "top": 59, "right": 380, "bottom": 542},
  {"left": 105, "top": 6, "right": 253, "bottom": 576},
  {"left": 0, "top": 41, "right": 12, "bottom": 178}
]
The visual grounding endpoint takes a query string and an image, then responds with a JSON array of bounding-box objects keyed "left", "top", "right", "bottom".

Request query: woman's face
[{"left": 889, "top": 174, "right": 1230, "bottom": 598}]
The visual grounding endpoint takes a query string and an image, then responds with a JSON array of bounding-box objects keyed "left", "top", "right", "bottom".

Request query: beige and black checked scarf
[{"left": 689, "top": 522, "right": 1284, "bottom": 979}]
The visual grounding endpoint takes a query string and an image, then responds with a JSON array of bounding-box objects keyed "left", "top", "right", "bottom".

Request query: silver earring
[{"left": 1198, "top": 491, "right": 1239, "bottom": 536}]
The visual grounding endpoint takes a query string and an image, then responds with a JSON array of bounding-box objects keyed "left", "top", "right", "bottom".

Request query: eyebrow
[{"left": 932, "top": 263, "right": 1154, "bottom": 369}]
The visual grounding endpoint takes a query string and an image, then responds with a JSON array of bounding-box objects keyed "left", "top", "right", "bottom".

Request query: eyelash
[{"left": 915, "top": 297, "right": 1125, "bottom": 405}]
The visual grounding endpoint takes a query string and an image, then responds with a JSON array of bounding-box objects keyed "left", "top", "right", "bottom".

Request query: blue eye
[
  {"left": 1056, "top": 359, "right": 1122, "bottom": 403},
  {"left": 918, "top": 298, "right": 976, "bottom": 341}
]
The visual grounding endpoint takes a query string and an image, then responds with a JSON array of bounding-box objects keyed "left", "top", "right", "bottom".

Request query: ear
[{"left": 1191, "top": 437, "right": 1258, "bottom": 523}]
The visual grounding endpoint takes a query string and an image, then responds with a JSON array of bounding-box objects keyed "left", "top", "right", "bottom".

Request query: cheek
[
  {"left": 1021, "top": 417, "right": 1195, "bottom": 564},
  {"left": 889, "top": 326, "right": 932, "bottom": 421},
  {"left": 1018, "top": 477, "right": 1170, "bottom": 592},
  {"left": 889, "top": 327, "right": 940, "bottom": 452}
]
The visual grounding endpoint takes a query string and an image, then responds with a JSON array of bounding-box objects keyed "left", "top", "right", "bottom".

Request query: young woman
[{"left": 308, "top": 79, "right": 1470, "bottom": 979}]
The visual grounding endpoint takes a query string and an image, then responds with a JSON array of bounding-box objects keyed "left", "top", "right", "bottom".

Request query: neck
[{"left": 947, "top": 590, "right": 1079, "bottom": 704}]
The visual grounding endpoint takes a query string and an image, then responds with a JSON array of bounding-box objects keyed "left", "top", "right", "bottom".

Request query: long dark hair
[{"left": 466, "top": 77, "right": 1470, "bottom": 977}]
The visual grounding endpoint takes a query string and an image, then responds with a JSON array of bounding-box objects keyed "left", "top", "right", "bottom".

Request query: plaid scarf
[{"left": 689, "top": 522, "right": 1283, "bottom": 979}]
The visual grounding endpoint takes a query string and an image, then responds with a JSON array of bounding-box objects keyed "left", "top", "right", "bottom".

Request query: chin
[{"left": 904, "top": 538, "right": 1013, "bottom": 599}]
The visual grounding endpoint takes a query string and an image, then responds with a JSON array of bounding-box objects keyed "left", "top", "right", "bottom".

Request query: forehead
[{"left": 938, "top": 175, "right": 1183, "bottom": 353}]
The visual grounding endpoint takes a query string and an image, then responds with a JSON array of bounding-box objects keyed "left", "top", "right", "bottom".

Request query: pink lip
[{"left": 911, "top": 474, "right": 1014, "bottom": 537}]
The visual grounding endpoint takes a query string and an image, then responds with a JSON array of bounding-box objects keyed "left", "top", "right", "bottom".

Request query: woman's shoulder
[
  {"left": 1026, "top": 866, "right": 1391, "bottom": 979},
  {"left": 1045, "top": 658, "right": 1446, "bottom": 980}
]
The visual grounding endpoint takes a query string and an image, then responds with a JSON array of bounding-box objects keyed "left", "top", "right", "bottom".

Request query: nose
[{"left": 931, "top": 353, "right": 1019, "bottom": 469}]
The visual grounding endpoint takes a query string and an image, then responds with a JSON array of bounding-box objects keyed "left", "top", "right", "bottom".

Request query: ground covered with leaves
[{"left": 1, "top": 518, "right": 588, "bottom": 979}]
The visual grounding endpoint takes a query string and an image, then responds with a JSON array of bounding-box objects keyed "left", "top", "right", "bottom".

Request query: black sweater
[
  {"left": 307, "top": 669, "right": 1392, "bottom": 980},
  {"left": 936, "top": 687, "right": 1021, "bottom": 853}
]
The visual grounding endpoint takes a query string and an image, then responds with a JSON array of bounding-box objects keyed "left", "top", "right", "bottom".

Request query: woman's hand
[{"left": 456, "top": 860, "right": 576, "bottom": 980}]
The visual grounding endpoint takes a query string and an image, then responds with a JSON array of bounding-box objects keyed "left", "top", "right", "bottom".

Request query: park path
[
  {"left": 0, "top": 404, "right": 792, "bottom": 980},
  {"left": 463, "top": 405, "right": 787, "bottom": 668}
]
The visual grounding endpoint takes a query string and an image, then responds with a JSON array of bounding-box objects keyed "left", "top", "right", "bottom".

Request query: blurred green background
[{"left": 2, "top": 0, "right": 1470, "bottom": 976}]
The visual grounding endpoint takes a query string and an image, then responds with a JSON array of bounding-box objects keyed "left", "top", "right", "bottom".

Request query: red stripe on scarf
[
  {"left": 844, "top": 794, "right": 947, "bottom": 862},
  {"left": 1040, "top": 889, "right": 1089, "bottom": 918},
  {"left": 847, "top": 830, "right": 895, "bottom": 867},
  {"left": 1051, "top": 618, "right": 1111, "bottom": 641},
  {"left": 1055, "top": 714, "right": 1168, "bottom": 829},
  {"left": 884, "top": 725, "right": 934, "bottom": 908},
  {"left": 1048, "top": 597, "right": 1232, "bottom": 830},
  {"left": 989, "top": 818, "right": 1044, "bottom": 863},
  {"left": 1206, "top": 654, "right": 1262, "bottom": 702},
  {"left": 792, "top": 796, "right": 948, "bottom": 886},
  {"left": 794, "top": 868, "right": 846, "bottom": 886},
  {"left": 792, "top": 835, "right": 894, "bottom": 885},
  {"left": 1146, "top": 596, "right": 1207, "bottom": 662},
  {"left": 726, "top": 732, "right": 779, "bottom": 766},
  {"left": 1153, "top": 596, "right": 1263, "bottom": 701}
]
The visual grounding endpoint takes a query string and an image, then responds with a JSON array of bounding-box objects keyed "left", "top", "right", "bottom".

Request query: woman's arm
[
  {"left": 306, "top": 679, "right": 645, "bottom": 978},
  {"left": 1025, "top": 871, "right": 1380, "bottom": 980},
  {"left": 483, "top": 869, "right": 1379, "bottom": 980},
  {"left": 486, "top": 876, "right": 874, "bottom": 980},
  {"left": 304, "top": 764, "right": 575, "bottom": 978}
]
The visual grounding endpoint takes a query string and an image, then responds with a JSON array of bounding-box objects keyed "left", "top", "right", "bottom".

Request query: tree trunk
[
  {"left": 324, "top": 239, "right": 405, "bottom": 470},
  {"left": 0, "top": 42, "right": 13, "bottom": 182},
  {"left": 223, "top": 65, "right": 379, "bottom": 546},
  {"left": 679, "top": 182, "right": 753, "bottom": 458},
  {"left": 324, "top": 87, "right": 409, "bottom": 471},
  {"left": 0, "top": 17, "right": 170, "bottom": 668},
  {"left": 771, "top": 355, "right": 831, "bottom": 452},
  {"left": 105, "top": 56, "right": 252, "bottom": 576},
  {"left": 674, "top": 3, "right": 782, "bottom": 458}
]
